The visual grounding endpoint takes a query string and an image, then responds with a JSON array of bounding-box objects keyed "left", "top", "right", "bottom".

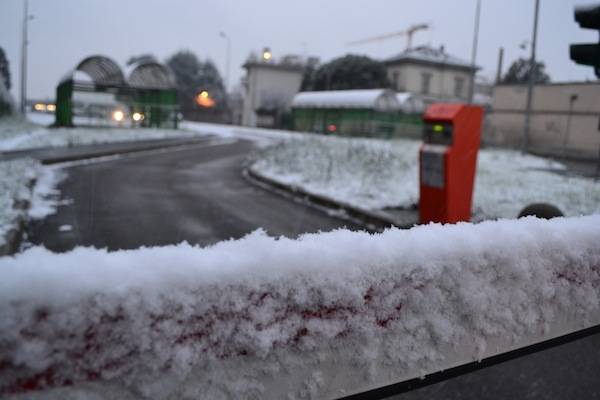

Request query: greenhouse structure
[
  {"left": 55, "top": 55, "right": 178, "bottom": 128},
  {"left": 291, "top": 89, "right": 423, "bottom": 138}
]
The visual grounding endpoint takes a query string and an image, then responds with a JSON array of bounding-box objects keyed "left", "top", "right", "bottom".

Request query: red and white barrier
[{"left": 1, "top": 215, "right": 599, "bottom": 399}]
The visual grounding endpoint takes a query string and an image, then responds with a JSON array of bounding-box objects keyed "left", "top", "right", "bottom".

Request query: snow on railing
[{"left": 1, "top": 215, "right": 599, "bottom": 399}]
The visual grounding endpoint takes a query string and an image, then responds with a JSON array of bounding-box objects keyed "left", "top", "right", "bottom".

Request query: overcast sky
[{"left": 1, "top": 0, "right": 598, "bottom": 100}]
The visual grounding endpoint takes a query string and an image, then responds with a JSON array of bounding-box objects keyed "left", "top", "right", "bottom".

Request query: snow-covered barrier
[{"left": 1, "top": 216, "right": 600, "bottom": 399}]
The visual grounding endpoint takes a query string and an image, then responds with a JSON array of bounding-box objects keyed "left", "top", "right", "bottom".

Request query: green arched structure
[{"left": 55, "top": 55, "right": 178, "bottom": 128}]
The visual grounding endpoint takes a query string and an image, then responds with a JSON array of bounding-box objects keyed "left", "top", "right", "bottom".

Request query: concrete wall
[
  {"left": 386, "top": 63, "right": 473, "bottom": 102},
  {"left": 242, "top": 65, "right": 303, "bottom": 127},
  {"left": 486, "top": 83, "right": 600, "bottom": 159}
]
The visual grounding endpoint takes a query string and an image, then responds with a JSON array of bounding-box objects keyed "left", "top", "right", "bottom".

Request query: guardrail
[{"left": 1, "top": 215, "right": 599, "bottom": 399}]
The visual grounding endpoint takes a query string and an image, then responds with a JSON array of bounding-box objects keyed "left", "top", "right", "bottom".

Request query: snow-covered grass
[
  {"left": 182, "top": 120, "right": 301, "bottom": 147},
  {"left": 0, "top": 115, "right": 45, "bottom": 146},
  {"left": 0, "top": 159, "right": 63, "bottom": 247},
  {"left": 0, "top": 116, "right": 298, "bottom": 153},
  {"left": 0, "top": 115, "right": 218, "bottom": 152},
  {"left": 250, "top": 135, "right": 600, "bottom": 219},
  {"left": 0, "top": 215, "right": 599, "bottom": 399}
]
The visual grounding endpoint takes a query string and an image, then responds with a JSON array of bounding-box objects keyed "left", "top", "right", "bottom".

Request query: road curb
[
  {"left": 38, "top": 138, "right": 213, "bottom": 165},
  {"left": 244, "top": 167, "right": 416, "bottom": 231}
]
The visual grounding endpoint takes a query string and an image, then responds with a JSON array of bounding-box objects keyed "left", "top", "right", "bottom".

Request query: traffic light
[{"left": 570, "top": 4, "right": 600, "bottom": 78}]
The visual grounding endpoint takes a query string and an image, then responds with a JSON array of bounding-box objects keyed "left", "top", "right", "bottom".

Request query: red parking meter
[{"left": 419, "top": 103, "right": 483, "bottom": 224}]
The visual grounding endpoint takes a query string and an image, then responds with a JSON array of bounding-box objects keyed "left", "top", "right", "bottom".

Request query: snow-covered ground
[
  {"left": 181, "top": 120, "right": 301, "bottom": 147},
  {"left": 0, "top": 114, "right": 216, "bottom": 152},
  {"left": 1, "top": 215, "right": 599, "bottom": 399},
  {"left": 250, "top": 135, "right": 600, "bottom": 219},
  {"left": 0, "top": 159, "right": 63, "bottom": 247},
  {"left": 0, "top": 115, "right": 295, "bottom": 153}
]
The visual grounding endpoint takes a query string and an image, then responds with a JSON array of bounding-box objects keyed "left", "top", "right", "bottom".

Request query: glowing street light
[
  {"left": 112, "top": 110, "right": 125, "bottom": 122},
  {"left": 262, "top": 47, "right": 272, "bottom": 61},
  {"left": 132, "top": 112, "right": 144, "bottom": 122},
  {"left": 196, "top": 91, "right": 215, "bottom": 108}
]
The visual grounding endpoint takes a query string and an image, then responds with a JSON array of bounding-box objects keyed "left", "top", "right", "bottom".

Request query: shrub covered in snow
[
  {"left": 1, "top": 215, "right": 599, "bottom": 399},
  {"left": 0, "top": 79, "right": 13, "bottom": 117},
  {"left": 250, "top": 135, "right": 600, "bottom": 219},
  {"left": 0, "top": 159, "right": 62, "bottom": 247}
]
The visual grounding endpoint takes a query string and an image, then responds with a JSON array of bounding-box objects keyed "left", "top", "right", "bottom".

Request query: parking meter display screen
[
  {"left": 423, "top": 122, "right": 453, "bottom": 145},
  {"left": 421, "top": 149, "right": 445, "bottom": 188}
]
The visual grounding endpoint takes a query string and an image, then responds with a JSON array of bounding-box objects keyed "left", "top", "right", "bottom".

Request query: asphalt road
[
  {"left": 23, "top": 137, "right": 600, "bottom": 400},
  {"left": 26, "top": 138, "right": 361, "bottom": 251}
]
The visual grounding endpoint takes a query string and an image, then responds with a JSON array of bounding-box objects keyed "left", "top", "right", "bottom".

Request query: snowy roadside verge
[
  {"left": 181, "top": 120, "right": 303, "bottom": 147},
  {"left": 249, "top": 135, "right": 600, "bottom": 220},
  {"left": 1, "top": 215, "right": 599, "bottom": 399},
  {"left": 244, "top": 167, "right": 415, "bottom": 230},
  {"left": 0, "top": 116, "right": 214, "bottom": 153},
  {"left": 0, "top": 159, "right": 63, "bottom": 254}
]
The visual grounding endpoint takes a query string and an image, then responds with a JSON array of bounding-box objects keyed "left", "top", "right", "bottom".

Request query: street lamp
[
  {"left": 219, "top": 31, "right": 231, "bottom": 92},
  {"left": 262, "top": 47, "right": 272, "bottom": 62},
  {"left": 20, "top": 0, "right": 34, "bottom": 114},
  {"left": 523, "top": 0, "right": 541, "bottom": 153},
  {"left": 468, "top": 0, "right": 481, "bottom": 104}
]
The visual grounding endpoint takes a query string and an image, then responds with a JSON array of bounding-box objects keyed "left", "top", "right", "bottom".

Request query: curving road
[{"left": 26, "top": 138, "right": 361, "bottom": 252}]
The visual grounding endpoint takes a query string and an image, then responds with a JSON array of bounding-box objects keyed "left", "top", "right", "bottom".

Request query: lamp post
[
  {"left": 20, "top": 0, "right": 33, "bottom": 114},
  {"left": 219, "top": 31, "right": 231, "bottom": 92},
  {"left": 523, "top": 0, "right": 540, "bottom": 153},
  {"left": 468, "top": 0, "right": 481, "bottom": 104}
]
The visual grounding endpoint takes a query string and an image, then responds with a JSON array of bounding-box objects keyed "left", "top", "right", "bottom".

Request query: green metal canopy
[{"left": 55, "top": 55, "right": 178, "bottom": 129}]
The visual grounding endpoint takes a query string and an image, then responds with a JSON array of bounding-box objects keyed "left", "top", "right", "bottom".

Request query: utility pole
[
  {"left": 468, "top": 0, "right": 481, "bottom": 104},
  {"left": 496, "top": 47, "right": 504, "bottom": 84},
  {"left": 523, "top": 0, "right": 540, "bottom": 153},
  {"left": 219, "top": 32, "right": 231, "bottom": 93},
  {"left": 20, "top": 0, "right": 30, "bottom": 114},
  {"left": 562, "top": 94, "right": 578, "bottom": 158}
]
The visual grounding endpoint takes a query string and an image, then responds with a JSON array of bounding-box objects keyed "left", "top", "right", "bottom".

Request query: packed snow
[
  {"left": 0, "top": 159, "right": 63, "bottom": 247},
  {"left": 1, "top": 215, "right": 599, "bottom": 399},
  {"left": 182, "top": 120, "right": 301, "bottom": 147},
  {"left": 250, "top": 135, "right": 600, "bottom": 219},
  {"left": 0, "top": 125, "right": 206, "bottom": 153}
]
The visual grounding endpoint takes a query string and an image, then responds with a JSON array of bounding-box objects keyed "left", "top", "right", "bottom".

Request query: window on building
[
  {"left": 454, "top": 77, "right": 465, "bottom": 98},
  {"left": 421, "top": 72, "right": 432, "bottom": 95}
]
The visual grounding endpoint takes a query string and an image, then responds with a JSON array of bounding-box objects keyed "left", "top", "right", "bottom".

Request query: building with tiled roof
[{"left": 383, "top": 46, "right": 478, "bottom": 104}]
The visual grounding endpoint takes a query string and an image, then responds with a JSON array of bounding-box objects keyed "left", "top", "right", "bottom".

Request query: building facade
[
  {"left": 241, "top": 54, "right": 308, "bottom": 128},
  {"left": 383, "top": 46, "right": 477, "bottom": 105}
]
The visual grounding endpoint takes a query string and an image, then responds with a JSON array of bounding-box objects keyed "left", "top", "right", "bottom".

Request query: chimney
[{"left": 440, "top": 45, "right": 445, "bottom": 53}]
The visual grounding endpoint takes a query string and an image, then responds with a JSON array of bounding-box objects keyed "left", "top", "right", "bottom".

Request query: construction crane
[{"left": 347, "top": 23, "right": 430, "bottom": 51}]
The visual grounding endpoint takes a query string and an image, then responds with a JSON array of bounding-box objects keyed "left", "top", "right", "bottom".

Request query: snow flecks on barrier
[
  {"left": 1, "top": 215, "right": 600, "bottom": 399},
  {"left": 0, "top": 159, "right": 63, "bottom": 247}
]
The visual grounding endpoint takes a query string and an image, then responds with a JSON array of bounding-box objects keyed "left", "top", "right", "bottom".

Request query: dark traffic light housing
[{"left": 570, "top": 4, "right": 600, "bottom": 78}]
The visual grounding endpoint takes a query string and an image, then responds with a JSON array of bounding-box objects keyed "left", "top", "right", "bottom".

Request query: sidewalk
[{"left": 0, "top": 136, "right": 215, "bottom": 164}]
